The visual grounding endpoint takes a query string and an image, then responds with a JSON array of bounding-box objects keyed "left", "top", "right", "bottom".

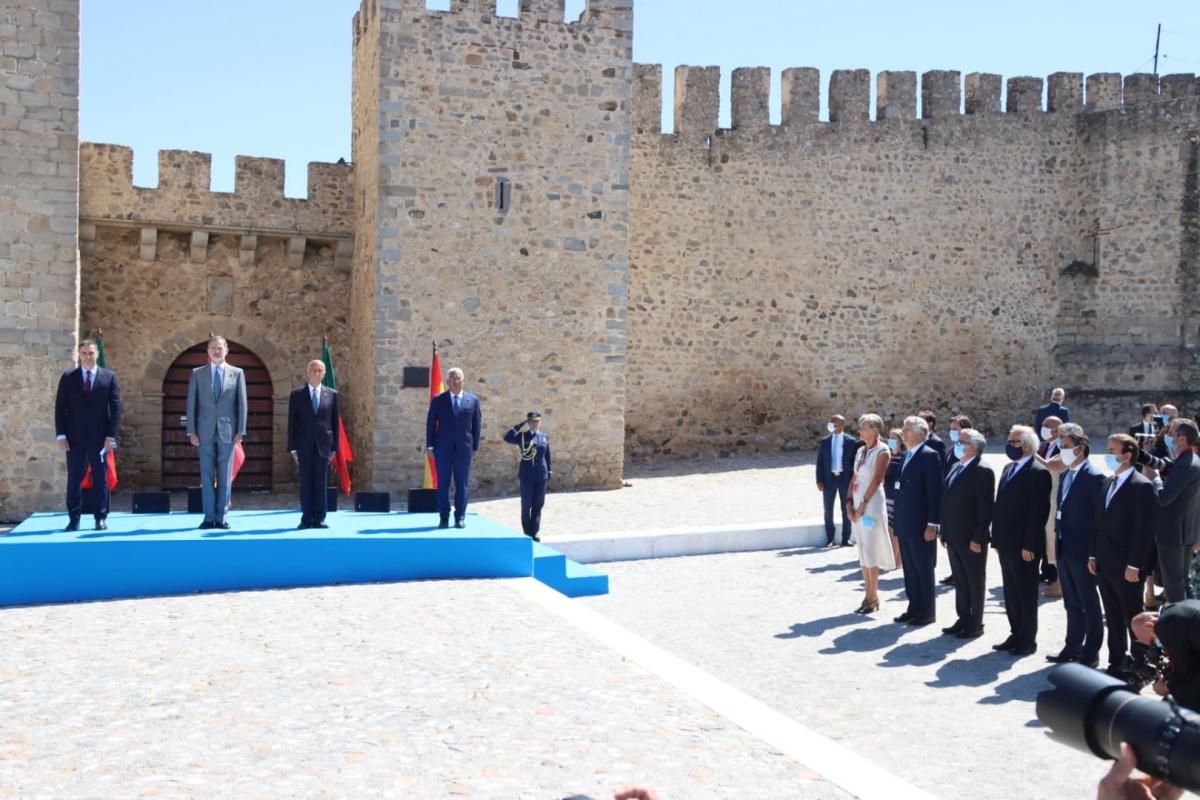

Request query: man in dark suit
[
  {"left": 937, "top": 415, "right": 974, "bottom": 587},
  {"left": 288, "top": 359, "right": 340, "bottom": 530},
  {"left": 938, "top": 427, "right": 993, "bottom": 638},
  {"left": 816, "top": 415, "right": 858, "bottom": 547},
  {"left": 1035, "top": 387, "right": 1070, "bottom": 431},
  {"left": 1091, "top": 433, "right": 1157, "bottom": 679},
  {"left": 1150, "top": 419, "right": 1200, "bottom": 602},
  {"left": 1133, "top": 600, "right": 1200, "bottom": 711},
  {"left": 919, "top": 410, "right": 946, "bottom": 460},
  {"left": 1128, "top": 403, "right": 1160, "bottom": 445},
  {"left": 503, "top": 411, "right": 552, "bottom": 541},
  {"left": 991, "top": 425, "right": 1052, "bottom": 657},
  {"left": 54, "top": 338, "right": 122, "bottom": 532},
  {"left": 893, "top": 415, "right": 944, "bottom": 626},
  {"left": 425, "top": 366, "right": 482, "bottom": 529},
  {"left": 1047, "top": 427, "right": 1105, "bottom": 668}
]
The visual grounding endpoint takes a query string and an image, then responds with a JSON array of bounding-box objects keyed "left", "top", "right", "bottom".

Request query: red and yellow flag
[{"left": 423, "top": 343, "right": 445, "bottom": 489}]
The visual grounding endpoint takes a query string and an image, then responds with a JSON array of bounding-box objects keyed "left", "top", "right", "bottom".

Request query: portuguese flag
[
  {"left": 322, "top": 337, "right": 354, "bottom": 495},
  {"left": 424, "top": 343, "right": 445, "bottom": 489}
]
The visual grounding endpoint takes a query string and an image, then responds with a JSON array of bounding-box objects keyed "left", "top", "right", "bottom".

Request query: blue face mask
[
  {"left": 1165, "top": 435, "right": 1176, "bottom": 452},
  {"left": 887, "top": 438, "right": 899, "bottom": 451},
  {"left": 1104, "top": 454, "right": 1120, "bottom": 471},
  {"left": 948, "top": 430, "right": 960, "bottom": 443},
  {"left": 953, "top": 442, "right": 965, "bottom": 460}
]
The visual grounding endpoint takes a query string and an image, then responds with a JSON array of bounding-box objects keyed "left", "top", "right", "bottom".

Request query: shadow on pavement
[
  {"left": 978, "top": 665, "right": 1055, "bottom": 706},
  {"left": 819, "top": 620, "right": 912, "bottom": 654},
  {"left": 878, "top": 631, "right": 973, "bottom": 668},
  {"left": 803, "top": 560, "right": 860, "bottom": 573},
  {"left": 775, "top": 612, "right": 861, "bottom": 639},
  {"left": 926, "top": 653, "right": 1016, "bottom": 689}
]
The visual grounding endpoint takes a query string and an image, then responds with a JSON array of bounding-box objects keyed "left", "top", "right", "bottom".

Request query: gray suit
[
  {"left": 1156, "top": 449, "right": 1200, "bottom": 602},
  {"left": 186, "top": 362, "right": 248, "bottom": 523}
]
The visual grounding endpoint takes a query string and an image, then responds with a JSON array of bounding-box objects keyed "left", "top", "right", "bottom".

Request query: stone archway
[{"left": 161, "top": 341, "right": 274, "bottom": 491}]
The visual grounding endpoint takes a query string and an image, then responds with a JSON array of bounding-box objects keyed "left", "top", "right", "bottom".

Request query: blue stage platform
[{"left": 0, "top": 510, "right": 607, "bottom": 606}]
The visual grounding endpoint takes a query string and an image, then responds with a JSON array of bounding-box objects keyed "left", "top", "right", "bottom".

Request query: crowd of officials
[{"left": 816, "top": 388, "right": 1200, "bottom": 681}]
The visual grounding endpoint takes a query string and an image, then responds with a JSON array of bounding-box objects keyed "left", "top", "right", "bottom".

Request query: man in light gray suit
[{"left": 186, "top": 335, "right": 247, "bottom": 529}]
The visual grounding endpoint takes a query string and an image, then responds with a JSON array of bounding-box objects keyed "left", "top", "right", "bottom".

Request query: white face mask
[
  {"left": 1060, "top": 446, "right": 1079, "bottom": 467},
  {"left": 827, "top": 422, "right": 836, "bottom": 433},
  {"left": 1040, "top": 427, "right": 1053, "bottom": 441}
]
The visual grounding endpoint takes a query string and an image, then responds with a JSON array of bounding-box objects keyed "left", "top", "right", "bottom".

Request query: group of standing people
[{"left": 817, "top": 388, "right": 1200, "bottom": 682}]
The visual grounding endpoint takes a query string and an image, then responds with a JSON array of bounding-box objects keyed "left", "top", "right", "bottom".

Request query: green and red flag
[
  {"left": 321, "top": 337, "right": 354, "bottom": 495},
  {"left": 423, "top": 343, "right": 445, "bottom": 489}
]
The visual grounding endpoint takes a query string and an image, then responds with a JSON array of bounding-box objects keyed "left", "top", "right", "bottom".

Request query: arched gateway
[{"left": 161, "top": 341, "right": 274, "bottom": 491}]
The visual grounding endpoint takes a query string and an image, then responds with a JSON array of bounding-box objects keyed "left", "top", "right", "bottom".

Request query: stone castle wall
[
  {"left": 0, "top": 0, "right": 81, "bottom": 520},
  {"left": 348, "top": 0, "right": 633, "bottom": 498},
  {"left": 74, "top": 143, "right": 355, "bottom": 494}
]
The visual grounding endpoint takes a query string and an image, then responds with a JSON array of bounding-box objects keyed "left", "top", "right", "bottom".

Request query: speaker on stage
[
  {"left": 326, "top": 487, "right": 339, "bottom": 512},
  {"left": 354, "top": 491, "right": 390, "bottom": 512},
  {"left": 132, "top": 492, "right": 170, "bottom": 514},
  {"left": 407, "top": 488, "right": 438, "bottom": 513},
  {"left": 187, "top": 487, "right": 203, "bottom": 514}
]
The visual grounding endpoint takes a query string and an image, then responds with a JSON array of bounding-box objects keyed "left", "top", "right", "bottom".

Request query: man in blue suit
[
  {"left": 816, "top": 415, "right": 859, "bottom": 547},
  {"left": 54, "top": 338, "right": 122, "bottom": 532},
  {"left": 1034, "top": 387, "right": 1070, "bottom": 431},
  {"left": 1047, "top": 425, "right": 1105, "bottom": 668},
  {"left": 288, "top": 359, "right": 340, "bottom": 530},
  {"left": 893, "top": 415, "right": 944, "bottom": 625},
  {"left": 425, "top": 366, "right": 482, "bottom": 528}
]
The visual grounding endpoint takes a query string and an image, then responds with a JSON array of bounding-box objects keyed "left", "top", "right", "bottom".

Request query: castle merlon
[
  {"left": 352, "top": 0, "right": 632, "bottom": 41},
  {"left": 78, "top": 143, "right": 354, "bottom": 241},
  {"left": 634, "top": 65, "right": 1200, "bottom": 136}
]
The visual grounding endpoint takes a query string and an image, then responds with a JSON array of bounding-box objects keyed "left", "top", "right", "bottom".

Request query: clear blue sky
[{"left": 81, "top": 0, "right": 1200, "bottom": 198}]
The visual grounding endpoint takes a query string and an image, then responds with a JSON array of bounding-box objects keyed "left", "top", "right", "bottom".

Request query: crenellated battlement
[
  {"left": 351, "top": 0, "right": 633, "bottom": 45},
  {"left": 79, "top": 143, "right": 354, "bottom": 240},
  {"left": 633, "top": 65, "right": 1200, "bottom": 137}
]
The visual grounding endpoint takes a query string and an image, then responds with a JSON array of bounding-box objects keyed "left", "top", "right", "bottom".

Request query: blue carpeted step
[{"left": 531, "top": 541, "right": 608, "bottom": 597}]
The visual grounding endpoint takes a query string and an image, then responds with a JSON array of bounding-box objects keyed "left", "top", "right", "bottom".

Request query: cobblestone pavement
[
  {"left": 580, "top": 547, "right": 1106, "bottom": 800},
  {"left": 0, "top": 579, "right": 849, "bottom": 799}
]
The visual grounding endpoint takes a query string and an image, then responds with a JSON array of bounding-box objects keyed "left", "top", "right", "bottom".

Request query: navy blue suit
[
  {"left": 816, "top": 432, "right": 858, "bottom": 544},
  {"left": 1093, "top": 469, "right": 1157, "bottom": 670},
  {"left": 1035, "top": 401, "right": 1070, "bottom": 430},
  {"left": 425, "top": 391, "right": 482, "bottom": 520},
  {"left": 1054, "top": 460, "right": 1105, "bottom": 662},
  {"left": 504, "top": 425, "right": 552, "bottom": 538},
  {"left": 894, "top": 442, "right": 943, "bottom": 621},
  {"left": 55, "top": 366, "right": 122, "bottom": 521},
  {"left": 287, "top": 384, "right": 339, "bottom": 526},
  {"left": 992, "top": 457, "right": 1052, "bottom": 649}
]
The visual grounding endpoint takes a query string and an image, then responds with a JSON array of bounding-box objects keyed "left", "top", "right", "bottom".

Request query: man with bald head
[{"left": 288, "top": 359, "right": 340, "bottom": 530}]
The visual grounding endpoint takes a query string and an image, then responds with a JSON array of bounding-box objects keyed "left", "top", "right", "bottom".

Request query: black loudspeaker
[
  {"left": 187, "top": 487, "right": 204, "bottom": 514},
  {"left": 354, "top": 491, "right": 390, "bottom": 512},
  {"left": 407, "top": 488, "right": 438, "bottom": 513},
  {"left": 132, "top": 491, "right": 170, "bottom": 514},
  {"left": 326, "top": 487, "right": 339, "bottom": 512}
]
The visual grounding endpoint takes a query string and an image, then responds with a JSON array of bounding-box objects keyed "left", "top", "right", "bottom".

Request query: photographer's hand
[{"left": 1097, "top": 742, "right": 1182, "bottom": 800}]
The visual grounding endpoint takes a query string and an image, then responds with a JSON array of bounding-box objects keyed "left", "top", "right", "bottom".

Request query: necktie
[
  {"left": 453, "top": 394, "right": 460, "bottom": 414},
  {"left": 312, "top": 387, "right": 320, "bottom": 414},
  {"left": 903, "top": 450, "right": 913, "bottom": 470},
  {"left": 947, "top": 463, "right": 963, "bottom": 487},
  {"left": 213, "top": 367, "right": 223, "bottom": 400},
  {"left": 1106, "top": 478, "right": 1119, "bottom": 507},
  {"left": 1061, "top": 468, "right": 1076, "bottom": 502},
  {"left": 83, "top": 370, "right": 92, "bottom": 393},
  {"left": 1000, "top": 463, "right": 1016, "bottom": 491}
]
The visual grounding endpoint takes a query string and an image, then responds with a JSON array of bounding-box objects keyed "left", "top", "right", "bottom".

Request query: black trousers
[
  {"left": 1057, "top": 556, "right": 1103, "bottom": 661},
  {"left": 899, "top": 533, "right": 937, "bottom": 620},
  {"left": 998, "top": 549, "right": 1040, "bottom": 647},
  {"left": 298, "top": 450, "right": 330, "bottom": 524},
  {"left": 1097, "top": 568, "right": 1146, "bottom": 668},
  {"left": 947, "top": 540, "right": 987, "bottom": 631},
  {"left": 1157, "top": 543, "right": 1192, "bottom": 603},
  {"left": 65, "top": 446, "right": 109, "bottom": 520},
  {"left": 520, "top": 477, "right": 547, "bottom": 537},
  {"left": 822, "top": 475, "right": 851, "bottom": 543}
]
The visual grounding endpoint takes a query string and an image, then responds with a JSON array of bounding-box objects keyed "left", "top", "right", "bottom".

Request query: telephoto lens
[{"left": 1036, "top": 664, "right": 1200, "bottom": 793}]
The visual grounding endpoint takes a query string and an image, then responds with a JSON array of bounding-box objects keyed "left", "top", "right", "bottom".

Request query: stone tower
[
  {"left": 0, "top": 0, "right": 81, "bottom": 519},
  {"left": 348, "top": 0, "right": 634, "bottom": 496}
]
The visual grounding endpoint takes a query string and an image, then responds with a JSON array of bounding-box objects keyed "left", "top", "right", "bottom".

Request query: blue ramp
[{"left": 532, "top": 542, "right": 609, "bottom": 598}]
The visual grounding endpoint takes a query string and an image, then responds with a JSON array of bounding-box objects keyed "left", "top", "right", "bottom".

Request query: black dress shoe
[
  {"left": 955, "top": 627, "right": 985, "bottom": 639},
  {"left": 198, "top": 521, "right": 215, "bottom": 530},
  {"left": 64, "top": 518, "right": 80, "bottom": 532},
  {"left": 907, "top": 617, "right": 936, "bottom": 626},
  {"left": 941, "top": 622, "right": 965, "bottom": 635},
  {"left": 297, "top": 521, "right": 312, "bottom": 530},
  {"left": 824, "top": 541, "right": 837, "bottom": 549},
  {"left": 215, "top": 521, "right": 231, "bottom": 530},
  {"left": 454, "top": 518, "right": 465, "bottom": 529},
  {"left": 532, "top": 534, "right": 541, "bottom": 542},
  {"left": 1011, "top": 644, "right": 1037, "bottom": 657},
  {"left": 94, "top": 518, "right": 107, "bottom": 531},
  {"left": 1045, "top": 652, "right": 1079, "bottom": 664},
  {"left": 313, "top": 522, "right": 329, "bottom": 529},
  {"left": 939, "top": 574, "right": 956, "bottom": 585},
  {"left": 840, "top": 540, "right": 852, "bottom": 547},
  {"left": 992, "top": 638, "right": 1016, "bottom": 651},
  {"left": 894, "top": 612, "right": 913, "bottom": 623}
]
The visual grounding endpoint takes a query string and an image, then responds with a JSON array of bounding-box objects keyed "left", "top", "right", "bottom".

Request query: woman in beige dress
[{"left": 847, "top": 413, "right": 896, "bottom": 613}]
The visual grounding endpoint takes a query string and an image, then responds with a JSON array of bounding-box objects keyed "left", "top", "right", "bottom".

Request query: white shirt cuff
[{"left": 56, "top": 434, "right": 66, "bottom": 440}]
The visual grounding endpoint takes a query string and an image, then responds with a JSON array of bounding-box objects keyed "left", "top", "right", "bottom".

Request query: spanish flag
[{"left": 423, "top": 343, "right": 445, "bottom": 489}]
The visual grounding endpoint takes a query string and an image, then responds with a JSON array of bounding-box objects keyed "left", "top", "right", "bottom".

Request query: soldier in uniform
[{"left": 503, "top": 411, "right": 552, "bottom": 542}]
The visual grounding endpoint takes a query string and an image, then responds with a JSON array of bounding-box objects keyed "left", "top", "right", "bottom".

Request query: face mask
[
  {"left": 1158, "top": 415, "right": 1170, "bottom": 426},
  {"left": 827, "top": 422, "right": 836, "bottom": 433},
  {"left": 1005, "top": 444, "right": 1024, "bottom": 461},
  {"left": 1040, "top": 427, "right": 1052, "bottom": 441},
  {"left": 948, "top": 430, "right": 960, "bottom": 443},
  {"left": 1104, "top": 454, "right": 1121, "bottom": 471},
  {"left": 1165, "top": 435, "right": 1176, "bottom": 452},
  {"left": 1060, "top": 447, "right": 1079, "bottom": 467},
  {"left": 953, "top": 442, "right": 965, "bottom": 460},
  {"left": 888, "top": 438, "right": 899, "bottom": 451}
]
